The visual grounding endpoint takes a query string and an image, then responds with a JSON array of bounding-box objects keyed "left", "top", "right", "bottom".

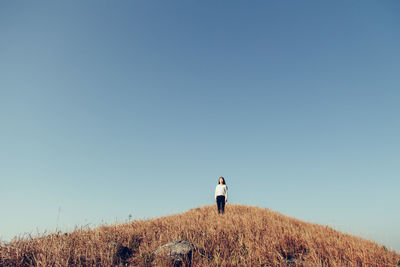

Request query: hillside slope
[{"left": 1, "top": 204, "right": 399, "bottom": 266}]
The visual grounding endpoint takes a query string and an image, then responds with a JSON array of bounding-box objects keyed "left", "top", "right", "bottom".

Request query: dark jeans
[{"left": 216, "top": 195, "right": 225, "bottom": 214}]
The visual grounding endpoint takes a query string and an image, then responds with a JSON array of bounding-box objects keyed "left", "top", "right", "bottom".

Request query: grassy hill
[{"left": 1, "top": 204, "right": 399, "bottom": 266}]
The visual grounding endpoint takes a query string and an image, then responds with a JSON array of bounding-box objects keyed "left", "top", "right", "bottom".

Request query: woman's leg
[
  {"left": 221, "top": 196, "right": 225, "bottom": 214},
  {"left": 216, "top": 196, "right": 223, "bottom": 214}
]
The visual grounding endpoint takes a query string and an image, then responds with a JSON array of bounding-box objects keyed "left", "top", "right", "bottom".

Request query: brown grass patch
[{"left": 1, "top": 204, "right": 399, "bottom": 266}]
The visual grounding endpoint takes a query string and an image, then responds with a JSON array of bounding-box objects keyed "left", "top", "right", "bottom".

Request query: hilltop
[{"left": 1, "top": 204, "right": 399, "bottom": 266}]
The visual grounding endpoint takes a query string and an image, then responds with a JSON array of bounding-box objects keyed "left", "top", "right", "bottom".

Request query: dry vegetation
[{"left": 1, "top": 204, "right": 399, "bottom": 266}]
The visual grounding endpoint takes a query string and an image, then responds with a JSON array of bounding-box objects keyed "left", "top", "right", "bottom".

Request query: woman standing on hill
[{"left": 215, "top": 176, "right": 228, "bottom": 214}]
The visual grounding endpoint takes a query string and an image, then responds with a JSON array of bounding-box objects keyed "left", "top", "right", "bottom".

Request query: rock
[{"left": 154, "top": 240, "right": 196, "bottom": 266}]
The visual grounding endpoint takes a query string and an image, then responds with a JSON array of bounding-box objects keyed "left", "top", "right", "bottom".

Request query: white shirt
[{"left": 215, "top": 184, "right": 228, "bottom": 201}]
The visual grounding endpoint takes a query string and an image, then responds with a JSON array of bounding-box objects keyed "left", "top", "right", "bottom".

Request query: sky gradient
[{"left": 1, "top": 0, "right": 399, "bottom": 251}]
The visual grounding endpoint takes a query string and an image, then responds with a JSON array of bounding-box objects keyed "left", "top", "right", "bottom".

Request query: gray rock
[{"left": 154, "top": 240, "right": 196, "bottom": 266}]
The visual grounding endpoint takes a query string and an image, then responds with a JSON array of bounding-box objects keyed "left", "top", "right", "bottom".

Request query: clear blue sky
[{"left": 1, "top": 0, "right": 399, "bottom": 251}]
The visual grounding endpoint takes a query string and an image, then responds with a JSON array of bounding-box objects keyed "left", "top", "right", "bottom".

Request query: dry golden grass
[{"left": 1, "top": 204, "right": 399, "bottom": 266}]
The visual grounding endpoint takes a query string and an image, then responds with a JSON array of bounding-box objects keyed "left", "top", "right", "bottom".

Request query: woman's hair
[{"left": 218, "top": 176, "right": 226, "bottom": 185}]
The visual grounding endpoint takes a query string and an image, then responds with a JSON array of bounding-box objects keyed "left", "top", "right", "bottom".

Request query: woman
[{"left": 215, "top": 176, "right": 228, "bottom": 214}]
